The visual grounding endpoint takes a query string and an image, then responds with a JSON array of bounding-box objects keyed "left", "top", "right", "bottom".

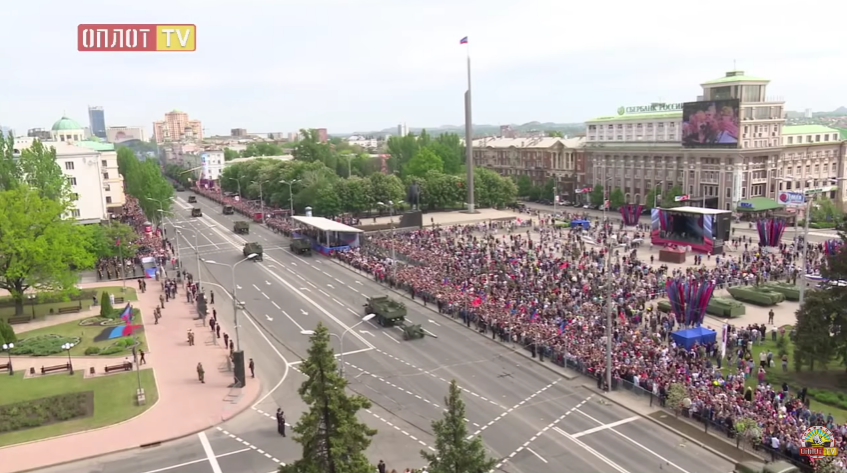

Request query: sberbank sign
[{"left": 617, "top": 103, "right": 683, "bottom": 115}]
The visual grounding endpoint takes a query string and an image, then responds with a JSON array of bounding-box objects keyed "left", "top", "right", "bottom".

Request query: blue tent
[
  {"left": 570, "top": 219, "right": 590, "bottom": 229},
  {"left": 670, "top": 326, "right": 717, "bottom": 350}
]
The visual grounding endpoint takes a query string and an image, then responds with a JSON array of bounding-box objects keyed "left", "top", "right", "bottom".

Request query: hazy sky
[{"left": 2, "top": 0, "right": 844, "bottom": 135}]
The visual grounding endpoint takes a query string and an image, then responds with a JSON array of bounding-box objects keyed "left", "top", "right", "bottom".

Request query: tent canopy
[{"left": 670, "top": 326, "right": 716, "bottom": 350}]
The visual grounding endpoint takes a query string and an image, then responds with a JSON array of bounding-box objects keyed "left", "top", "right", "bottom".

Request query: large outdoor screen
[
  {"left": 651, "top": 208, "right": 716, "bottom": 254},
  {"left": 681, "top": 99, "right": 740, "bottom": 148}
]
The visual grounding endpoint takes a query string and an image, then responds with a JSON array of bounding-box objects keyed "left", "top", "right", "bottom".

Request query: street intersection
[{"left": 37, "top": 193, "right": 735, "bottom": 473}]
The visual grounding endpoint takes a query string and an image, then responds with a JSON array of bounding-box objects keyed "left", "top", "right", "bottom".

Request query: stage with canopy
[{"left": 671, "top": 326, "right": 717, "bottom": 350}]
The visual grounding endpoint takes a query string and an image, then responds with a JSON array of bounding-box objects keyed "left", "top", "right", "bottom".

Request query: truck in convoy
[
  {"left": 233, "top": 221, "right": 250, "bottom": 234},
  {"left": 364, "top": 295, "right": 424, "bottom": 340},
  {"left": 243, "top": 242, "right": 263, "bottom": 261},
  {"left": 733, "top": 461, "right": 799, "bottom": 473},
  {"left": 290, "top": 237, "right": 312, "bottom": 255}
]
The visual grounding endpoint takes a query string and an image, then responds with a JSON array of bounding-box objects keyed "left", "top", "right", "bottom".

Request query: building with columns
[{"left": 584, "top": 71, "right": 847, "bottom": 211}]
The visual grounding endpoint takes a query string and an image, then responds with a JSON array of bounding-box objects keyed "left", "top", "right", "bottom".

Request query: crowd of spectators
[
  {"left": 95, "top": 196, "right": 172, "bottom": 280},
  {"left": 333, "top": 218, "right": 842, "bottom": 471}
]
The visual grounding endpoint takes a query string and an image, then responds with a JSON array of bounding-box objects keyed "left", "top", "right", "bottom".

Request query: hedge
[
  {"left": 0, "top": 392, "right": 92, "bottom": 433},
  {"left": 0, "top": 289, "right": 98, "bottom": 310},
  {"left": 728, "top": 286, "right": 785, "bottom": 306}
]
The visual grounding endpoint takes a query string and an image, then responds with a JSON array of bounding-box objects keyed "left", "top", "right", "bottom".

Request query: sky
[{"left": 1, "top": 0, "right": 845, "bottom": 136}]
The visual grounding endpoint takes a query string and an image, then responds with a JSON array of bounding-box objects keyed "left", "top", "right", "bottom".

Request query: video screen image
[
  {"left": 651, "top": 209, "right": 715, "bottom": 253},
  {"left": 681, "top": 99, "right": 740, "bottom": 148}
]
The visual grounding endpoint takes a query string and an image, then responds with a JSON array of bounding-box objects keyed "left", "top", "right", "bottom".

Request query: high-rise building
[
  {"left": 88, "top": 106, "right": 107, "bottom": 138},
  {"left": 231, "top": 128, "right": 247, "bottom": 137},
  {"left": 397, "top": 123, "right": 409, "bottom": 137},
  {"left": 316, "top": 128, "right": 328, "bottom": 143},
  {"left": 106, "top": 126, "right": 147, "bottom": 143},
  {"left": 152, "top": 110, "right": 203, "bottom": 144}
]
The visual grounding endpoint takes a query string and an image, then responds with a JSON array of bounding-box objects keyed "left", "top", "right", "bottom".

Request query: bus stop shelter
[{"left": 292, "top": 216, "right": 363, "bottom": 255}]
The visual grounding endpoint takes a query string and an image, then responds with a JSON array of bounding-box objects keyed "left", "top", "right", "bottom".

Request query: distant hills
[
  {"left": 785, "top": 106, "right": 847, "bottom": 119},
  {"left": 346, "top": 121, "right": 586, "bottom": 137}
]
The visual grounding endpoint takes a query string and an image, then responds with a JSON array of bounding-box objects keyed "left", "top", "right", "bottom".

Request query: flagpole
[
  {"left": 464, "top": 38, "right": 476, "bottom": 214},
  {"left": 118, "top": 239, "right": 126, "bottom": 293}
]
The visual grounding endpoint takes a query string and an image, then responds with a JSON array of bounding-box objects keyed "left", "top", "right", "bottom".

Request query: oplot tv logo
[{"left": 78, "top": 24, "right": 196, "bottom": 52}]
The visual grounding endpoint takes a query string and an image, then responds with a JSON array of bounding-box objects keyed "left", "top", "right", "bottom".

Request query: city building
[
  {"left": 584, "top": 70, "right": 847, "bottom": 210},
  {"left": 27, "top": 128, "right": 52, "bottom": 140},
  {"left": 231, "top": 128, "right": 247, "bottom": 137},
  {"left": 347, "top": 135, "right": 380, "bottom": 150},
  {"left": 471, "top": 136, "right": 585, "bottom": 198},
  {"left": 13, "top": 115, "right": 126, "bottom": 222},
  {"left": 199, "top": 149, "right": 224, "bottom": 185},
  {"left": 88, "top": 106, "right": 107, "bottom": 139},
  {"left": 152, "top": 110, "right": 203, "bottom": 144},
  {"left": 397, "top": 123, "right": 409, "bottom": 137},
  {"left": 106, "top": 126, "right": 146, "bottom": 144},
  {"left": 288, "top": 132, "right": 299, "bottom": 142},
  {"left": 316, "top": 128, "right": 328, "bottom": 143}
]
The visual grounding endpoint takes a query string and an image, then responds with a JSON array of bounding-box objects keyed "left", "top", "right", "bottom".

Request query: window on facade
[
  {"left": 787, "top": 137, "right": 793, "bottom": 144},
  {"left": 101, "top": 160, "right": 108, "bottom": 168},
  {"left": 65, "top": 161, "right": 74, "bottom": 170},
  {"left": 71, "top": 209, "right": 81, "bottom": 217},
  {"left": 104, "top": 183, "right": 111, "bottom": 191},
  {"left": 103, "top": 172, "right": 109, "bottom": 180},
  {"left": 815, "top": 135, "right": 821, "bottom": 143},
  {"left": 797, "top": 136, "right": 803, "bottom": 144},
  {"left": 67, "top": 177, "right": 77, "bottom": 186},
  {"left": 106, "top": 196, "right": 112, "bottom": 204}
]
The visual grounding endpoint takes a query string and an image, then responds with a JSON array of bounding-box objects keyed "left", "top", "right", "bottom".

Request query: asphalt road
[{"left": 139, "top": 193, "right": 733, "bottom": 473}]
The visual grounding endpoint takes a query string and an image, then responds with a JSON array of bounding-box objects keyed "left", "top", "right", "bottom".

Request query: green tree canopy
[
  {"left": 513, "top": 175, "right": 533, "bottom": 197},
  {"left": 280, "top": 323, "right": 376, "bottom": 473},
  {"left": 386, "top": 132, "right": 419, "bottom": 174},
  {"left": 118, "top": 148, "right": 174, "bottom": 223},
  {"left": 430, "top": 133, "right": 464, "bottom": 175},
  {"left": 811, "top": 196, "right": 843, "bottom": 222},
  {"left": 293, "top": 129, "right": 334, "bottom": 165},
  {"left": 644, "top": 186, "right": 660, "bottom": 209},
  {"left": 403, "top": 148, "right": 444, "bottom": 178},
  {"left": 80, "top": 222, "right": 140, "bottom": 260},
  {"left": 223, "top": 147, "right": 240, "bottom": 161},
  {"left": 0, "top": 187, "right": 95, "bottom": 315},
  {"left": 589, "top": 184, "right": 604, "bottom": 207},
  {"left": 546, "top": 130, "right": 564, "bottom": 138},
  {"left": 242, "top": 142, "right": 283, "bottom": 158},
  {"left": 609, "top": 187, "right": 626, "bottom": 208},
  {"left": 660, "top": 186, "right": 684, "bottom": 208},
  {"left": 421, "top": 379, "right": 496, "bottom": 473}
]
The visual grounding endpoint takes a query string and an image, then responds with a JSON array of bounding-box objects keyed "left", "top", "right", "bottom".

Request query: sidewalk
[{"left": 0, "top": 279, "right": 261, "bottom": 473}]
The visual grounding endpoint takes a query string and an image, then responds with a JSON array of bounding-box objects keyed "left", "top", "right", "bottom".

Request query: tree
[
  {"left": 119, "top": 149, "right": 174, "bottom": 223},
  {"left": 422, "top": 380, "right": 495, "bottom": 473},
  {"left": 734, "top": 417, "right": 762, "bottom": 449},
  {"left": 292, "top": 129, "right": 333, "bottom": 165},
  {"left": 665, "top": 382, "right": 687, "bottom": 416},
  {"left": 404, "top": 148, "right": 444, "bottom": 178},
  {"left": 431, "top": 133, "right": 464, "bottom": 175},
  {"left": 661, "top": 185, "right": 684, "bottom": 208},
  {"left": 223, "top": 147, "right": 240, "bottom": 161},
  {"left": 546, "top": 130, "right": 564, "bottom": 138},
  {"left": 541, "top": 177, "right": 556, "bottom": 201},
  {"left": 100, "top": 290, "right": 114, "bottom": 318},
  {"left": 0, "top": 320, "right": 16, "bottom": 346},
  {"left": 793, "top": 289, "right": 837, "bottom": 372},
  {"left": 385, "top": 133, "right": 420, "bottom": 174},
  {"left": 0, "top": 132, "right": 73, "bottom": 205},
  {"left": 0, "top": 187, "right": 95, "bottom": 315},
  {"left": 513, "top": 175, "right": 533, "bottom": 197},
  {"left": 242, "top": 142, "right": 283, "bottom": 158},
  {"left": 82, "top": 222, "right": 140, "bottom": 259},
  {"left": 280, "top": 323, "right": 376, "bottom": 473},
  {"left": 811, "top": 196, "right": 842, "bottom": 223},
  {"left": 589, "top": 184, "right": 604, "bottom": 207},
  {"left": 609, "top": 187, "right": 626, "bottom": 209}
]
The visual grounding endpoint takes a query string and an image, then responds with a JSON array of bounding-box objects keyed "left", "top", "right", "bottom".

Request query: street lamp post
[
  {"left": 300, "top": 313, "right": 375, "bottom": 377},
  {"left": 252, "top": 179, "right": 265, "bottom": 224},
  {"left": 203, "top": 255, "right": 258, "bottom": 387},
  {"left": 280, "top": 179, "right": 300, "bottom": 216},
  {"left": 27, "top": 294, "right": 36, "bottom": 319},
  {"left": 378, "top": 200, "right": 403, "bottom": 280},
  {"left": 2, "top": 343, "right": 13, "bottom": 375},
  {"left": 174, "top": 224, "right": 214, "bottom": 290},
  {"left": 62, "top": 342, "right": 76, "bottom": 375},
  {"left": 602, "top": 237, "right": 626, "bottom": 392}
]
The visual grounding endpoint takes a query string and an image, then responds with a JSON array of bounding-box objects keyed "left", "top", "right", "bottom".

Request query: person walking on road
[
  {"left": 197, "top": 362, "right": 205, "bottom": 383},
  {"left": 249, "top": 358, "right": 255, "bottom": 378},
  {"left": 210, "top": 290, "right": 215, "bottom": 304},
  {"left": 139, "top": 349, "right": 146, "bottom": 365},
  {"left": 276, "top": 409, "right": 286, "bottom": 437}
]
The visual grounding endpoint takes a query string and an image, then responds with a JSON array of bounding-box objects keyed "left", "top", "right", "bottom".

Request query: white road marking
[
  {"left": 252, "top": 284, "right": 261, "bottom": 291},
  {"left": 215, "top": 427, "right": 284, "bottom": 466},
  {"left": 526, "top": 447, "right": 547, "bottom": 463},
  {"left": 265, "top": 280, "right": 271, "bottom": 285},
  {"left": 333, "top": 298, "right": 344, "bottom": 306},
  {"left": 355, "top": 280, "right": 363, "bottom": 285},
  {"left": 574, "top": 410, "right": 692, "bottom": 473},
  {"left": 198, "top": 432, "right": 223, "bottom": 473},
  {"left": 262, "top": 292, "right": 270, "bottom": 299},
  {"left": 271, "top": 301, "right": 281, "bottom": 309},
  {"left": 552, "top": 426, "right": 630, "bottom": 473},
  {"left": 281, "top": 310, "right": 305, "bottom": 331},
  {"left": 571, "top": 416, "right": 639, "bottom": 438},
  {"left": 383, "top": 332, "right": 401, "bottom": 344},
  {"left": 469, "top": 379, "right": 560, "bottom": 439},
  {"left": 359, "top": 330, "right": 374, "bottom": 337},
  {"left": 428, "top": 319, "right": 441, "bottom": 327},
  {"left": 492, "top": 397, "right": 591, "bottom": 471},
  {"left": 286, "top": 348, "right": 374, "bottom": 366},
  {"left": 334, "top": 277, "right": 344, "bottom": 284},
  {"left": 136, "top": 448, "right": 252, "bottom": 473},
  {"left": 319, "top": 289, "right": 331, "bottom": 297},
  {"left": 307, "top": 281, "right": 317, "bottom": 288},
  {"left": 327, "top": 284, "right": 335, "bottom": 289},
  {"left": 290, "top": 262, "right": 297, "bottom": 266},
  {"left": 265, "top": 314, "right": 273, "bottom": 322}
]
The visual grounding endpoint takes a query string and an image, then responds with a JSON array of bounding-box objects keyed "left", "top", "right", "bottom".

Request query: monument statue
[{"left": 406, "top": 182, "right": 422, "bottom": 210}]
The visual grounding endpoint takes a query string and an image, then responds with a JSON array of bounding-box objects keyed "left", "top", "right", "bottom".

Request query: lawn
[
  {"left": 0, "top": 286, "right": 137, "bottom": 320},
  {"left": 737, "top": 325, "right": 847, "bottom": 424},
  {"left": 12, "top": 312, "right": 147, "bottom": 357},
  {"left": 0, "top": 369, "right": 157, "bottom": 447}
]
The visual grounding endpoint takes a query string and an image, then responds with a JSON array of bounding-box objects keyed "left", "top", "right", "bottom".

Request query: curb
[
  {"left": 578, "top": 384, "right": 763, "bottom": 465},
  {"left": 328, "top": 258, "right": 578, "bottom": 381}
]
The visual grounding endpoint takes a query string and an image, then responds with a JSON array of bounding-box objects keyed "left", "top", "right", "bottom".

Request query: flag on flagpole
[
  {"left": 459, "top": 36, "right": 468, "bottom": 44},
  {"left": 115, "top": 238, "right": 121, "bottom": 247},
  {"left": 119, "top": 303, "right": 133, "bottom": 323}
]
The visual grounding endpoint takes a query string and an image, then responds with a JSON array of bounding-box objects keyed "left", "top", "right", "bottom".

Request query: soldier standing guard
[{"left": 197, "top": 362, "right": 205, "bottom": 383}]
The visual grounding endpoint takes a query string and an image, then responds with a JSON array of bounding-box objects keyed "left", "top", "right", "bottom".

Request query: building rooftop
[
  {"left": 586, "top": 111, "right": 682, "bottom": 123},
  {"left": 702, "top": 71, "right": 769, "bottom": 85},
  {"left": 75, "top": 140, "right": 116, "bottom": 151},
  {"left": 46, "top": 141, "right": 99, "bottom": 156},
  {"left": 781, "top": 125, "right": 841, "bottom": 135},
  {"left": 52, "top": 116, "right": 83, "bottom": 131},
  {"left": 472, "top": 137, "right": 584, "bottom": 148}
]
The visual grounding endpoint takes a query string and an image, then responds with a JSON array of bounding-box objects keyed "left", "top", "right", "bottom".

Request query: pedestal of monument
[{"left": 659, "top": 248, "right": 686, "bottom": 264}]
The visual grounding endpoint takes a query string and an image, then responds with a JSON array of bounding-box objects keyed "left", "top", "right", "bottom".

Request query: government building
[{"left": 582, "top": 71, "right": 847, "bottom": 211}]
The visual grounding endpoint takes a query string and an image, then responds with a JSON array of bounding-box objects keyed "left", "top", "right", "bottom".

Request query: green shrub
[
  {"left": 807, "top": 388, "right": 847, "bottom": 410},
  {"left": 0, "top": 319, "right": 16, "bottom": 345},
  {"left": 0, "top": 392, "right": 91, "bottom": 433},
  {"left": 84, "top": 346, "right": 101, "bottom": 355},
  {"left": 99, "top": 345, "right": 125, "bottom": 355},
  {"left": 100, "top": 291, "right": 113, "bottom": 318},
  {"left": 9, "top": 334, "right": 82, "bottom": 356}
]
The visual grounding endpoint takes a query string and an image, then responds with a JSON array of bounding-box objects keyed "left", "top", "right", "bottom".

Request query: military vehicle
[
  {"left": 175, "top": 185, "right": 185, "bottom": 192},
  {"left": 233, "top": 221, "right": 250, "bottom": 235},
  {"left": 364, "top": 296, "right": 424, "bottom": 340},
  {"left": 733, "top": 461, "right": 798, "bottom": 473},
  {"left": 188, "top": 196, "right": 197, "bottom": 203},
  {"left": 244, "top": 242, "right": 263, "bottom": 261},
  {"left": 222, "top": 205, "right": 234, "bottom": 215},
  {"left": 290, "top": 238, "right": 312, "bottom": 255},
  {"left": 191, "top": 208, "right": 202, "bottom": 217}
]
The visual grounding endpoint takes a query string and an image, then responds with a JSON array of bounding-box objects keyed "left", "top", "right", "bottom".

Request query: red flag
[{"left": 115, "top": 238, "right": 120, "bottom": 247}]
